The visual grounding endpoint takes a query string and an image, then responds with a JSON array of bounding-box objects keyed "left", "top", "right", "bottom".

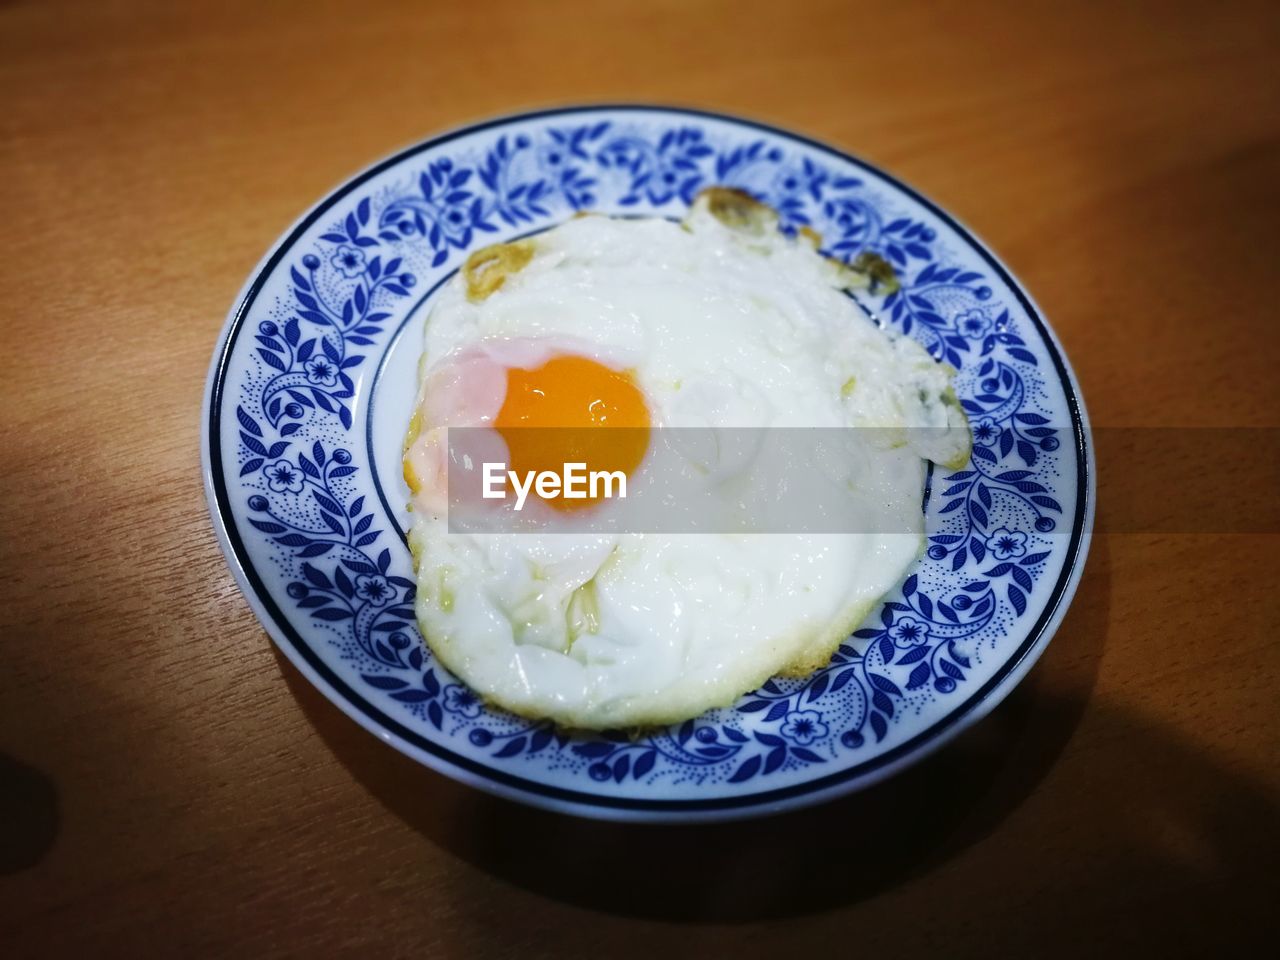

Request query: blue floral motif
[
  {"left": 228, "top": 112, "right": 1076, "bottom": 792},
  {"left": 847, "top": 572, "right": 997, "bottom": 700},
  {"left": 956, "top": 308, "right": 992, "bottom": 339},
  {"left": 599, "top": 126, "right": 714, "bottom": 206},
  {"left": 889, "top": 616, "right": 928, "bottom": 647},
  {"left": 354, "top": 574, "right": 393, "bottom": 606},
  {"left": 538, "top": 139, "right": 570, "bottom": 172},
  {"left": 443, "top": 684, "right": 483, "bottom": 719},
  {"left": 303, "top": 356, "right": 339, "bottom": 387},
  {"left": 878, "top": 265, "right": 994, "bottom": 369},
  {"left": 773, "top": 161, "right": 827, "bottom": 202},
  {"left": 780, "top": 710, "right": 828, "bottom": 745},
  {"left": 973, "top": 418, "right": 1001, "bottom": 447},
  {"left": 263, "top": 459, "right": 304, "bottom": 494},
  {"left": 538, "top": 123, "right": 610, "bottom": 208},
  {"left": 988, "top": 527, "right": 1028, "bottom": 561},
  {"left": 250, "top": 198, "right": 417, "bottom": 437},
  {"left": 330, "top": 244, "right": 366, "bottom": 278}
]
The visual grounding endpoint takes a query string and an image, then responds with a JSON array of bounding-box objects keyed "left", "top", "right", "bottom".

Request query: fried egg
[{"left": 403, "top": 189, "right": 969, "bottom": 729}]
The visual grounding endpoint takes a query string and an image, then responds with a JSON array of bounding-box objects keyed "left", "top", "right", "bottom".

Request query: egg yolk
[{"left": 495, "top": 355, "right": 649, "bottom": 511}]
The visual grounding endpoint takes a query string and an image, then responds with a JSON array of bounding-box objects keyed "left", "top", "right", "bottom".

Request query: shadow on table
[
  {"left": 278, "top": 535, "right": 1274, "bottom": 932},
  {"left": 278, "top": 536, "right": 1114, "bottom": 920},
  {"left": 0, "top": 754, "right": 59, "bottom": 875}
]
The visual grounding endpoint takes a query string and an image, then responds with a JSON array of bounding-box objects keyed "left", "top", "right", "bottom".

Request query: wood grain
[{"left": 2, "top": 0, "right": 1278, "bottom": 956}]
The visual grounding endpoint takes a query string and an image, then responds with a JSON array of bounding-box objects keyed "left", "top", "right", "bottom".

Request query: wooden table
[{"left": 3, "top": 1, "right": 1277, "bottom": 955}]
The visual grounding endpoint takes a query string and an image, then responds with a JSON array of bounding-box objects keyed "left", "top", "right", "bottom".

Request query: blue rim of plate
[{"left": 203, "top": 105, "right": 1094, "bottom": 821}]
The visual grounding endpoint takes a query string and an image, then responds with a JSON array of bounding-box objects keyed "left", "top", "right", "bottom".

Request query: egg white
[{"left": 404, "top": 195, "right": 969, "bottom": 729}]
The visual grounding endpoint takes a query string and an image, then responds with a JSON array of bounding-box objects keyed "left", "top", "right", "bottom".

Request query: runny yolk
[{"left": 494, "top": 355, "right": 650, "bottom": 511}]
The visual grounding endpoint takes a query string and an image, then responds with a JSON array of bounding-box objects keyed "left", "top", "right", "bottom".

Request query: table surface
[{"left": 3, "top": 0, "right": 1278, "bottom": 956}]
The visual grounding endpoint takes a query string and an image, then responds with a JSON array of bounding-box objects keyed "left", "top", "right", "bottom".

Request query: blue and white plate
[{"left": 203, "top": 106, "right": 1094, "bottom": 822}]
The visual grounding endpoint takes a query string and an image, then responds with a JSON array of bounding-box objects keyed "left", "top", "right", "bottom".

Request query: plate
[{"left": 203, "top": 106, "right": 1094, "bottom": 822}]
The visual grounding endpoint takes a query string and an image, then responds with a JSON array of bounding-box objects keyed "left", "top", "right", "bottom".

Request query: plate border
[{"left": 202, "top": 104, "right": 1094, "bottom": 821}]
